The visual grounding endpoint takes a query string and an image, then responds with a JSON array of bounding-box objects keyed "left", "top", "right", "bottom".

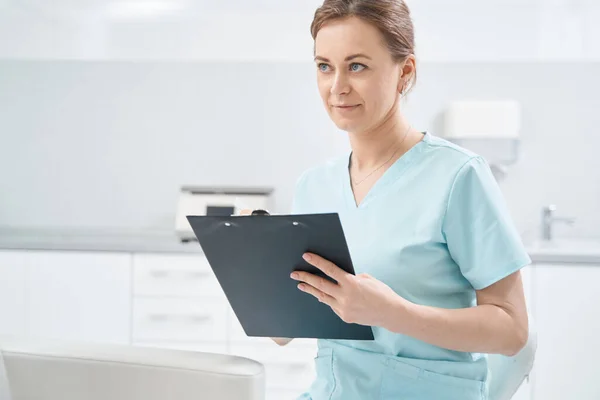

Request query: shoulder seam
[
  {"left": 424, "top": 138, "right": 477, "bottom": 158},
  {"left": 440, "top": 155, "right": 481, "bottom": 240}
]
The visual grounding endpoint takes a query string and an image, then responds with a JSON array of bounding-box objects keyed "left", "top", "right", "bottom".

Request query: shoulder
[
  {"left": 421, "top": 132, "right": 480, "bottom": 168},
  {"left": 417, "top": 132, "right": 496, "bottom": 186}
]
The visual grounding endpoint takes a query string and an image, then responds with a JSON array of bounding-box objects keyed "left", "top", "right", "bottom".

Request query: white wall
[
  {"left": 0, "top": 61, "right": 347, "bottom": 230},
  {"left": 1, "top": 60, "right": 599, "bottom": 241}
]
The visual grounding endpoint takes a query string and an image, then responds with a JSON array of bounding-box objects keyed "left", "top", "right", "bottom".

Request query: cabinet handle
[
  {"left": 186, "top": 271, "right": 211, "bottom": 279},
  {"left": 187, "top": 314, "right": 212, "bottom": 324},
  {"left": 148, "top": 313, "right": 170, "bottom": 322},
  {"left": 148, "top": 314, "right": 211, "bottom": 324},
  {"left": 149, "top": 270, "right": 169, "bottom": 278},
  {"left": 148, "top": 270, "right": 210, "bottom": 280}
]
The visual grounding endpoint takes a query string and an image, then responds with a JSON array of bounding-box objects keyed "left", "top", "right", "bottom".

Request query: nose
[{"left": 330, "top": 71, "right": 351, "bottom": 96}]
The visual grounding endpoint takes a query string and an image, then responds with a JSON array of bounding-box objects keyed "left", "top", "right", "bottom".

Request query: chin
[{"left": 331, "top": 116, "right": 362, "bottom": 133}]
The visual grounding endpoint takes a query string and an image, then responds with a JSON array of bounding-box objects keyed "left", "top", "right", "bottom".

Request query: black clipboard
[{"left": 186, "top": 213, "right": 374, "bottom": 340}]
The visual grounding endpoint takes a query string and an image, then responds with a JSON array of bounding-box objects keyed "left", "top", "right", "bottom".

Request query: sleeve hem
[{"left": 471, "top": 257, "right": 532, "bottom": 290}]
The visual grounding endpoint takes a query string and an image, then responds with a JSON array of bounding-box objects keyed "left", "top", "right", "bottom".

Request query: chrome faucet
[{"left": 542, "top": 204, "right": 575, "bottom": 241}]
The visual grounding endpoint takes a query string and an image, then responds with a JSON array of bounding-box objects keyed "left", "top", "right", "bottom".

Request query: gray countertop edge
[
  {"left": 525, "top": 253, "right": 600, "bottom": 265},
  {"left": 1, "top": 244, "right": 600, "bottom": 265},
  {"left": 0, "top": 234, "right": 599, "bottom": 264},
  {"left": 0, "top": 232, "right": 205, "bottom": 255},
  {"left": 0, "top": 242, "right": 204, "bottom": 254}
]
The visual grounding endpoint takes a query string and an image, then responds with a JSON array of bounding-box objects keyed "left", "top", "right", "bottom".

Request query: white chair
[
  {"left": 488, "top": 317, "right": 538, "bottom": 400},
  {"left": 0, "top": 336, "right": 265, "bottom": 400},
  {"left": 0, "top": 321, "right": 536, "bottom": 400}
]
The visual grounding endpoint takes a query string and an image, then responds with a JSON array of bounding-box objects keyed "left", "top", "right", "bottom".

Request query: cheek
[
  {"left": 367, "top": 78, "right": 397, "bottom": 114},
  {"left": 316, "top": 76, "right": 330, "bottom": 104}
]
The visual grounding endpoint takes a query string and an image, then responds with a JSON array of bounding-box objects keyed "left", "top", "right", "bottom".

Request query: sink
[{"left": 526, "top": 239, "right": 600, "bottom": 264}]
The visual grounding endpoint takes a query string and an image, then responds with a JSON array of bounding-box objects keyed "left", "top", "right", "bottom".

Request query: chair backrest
[
  {"left": 0, "top": 336, "right": 265, "bottom": 400},
  {"left": 0, "top": 348, "right": 12, "bottom": 400},
  {"left": 487, "top": 317, "right": 537, "bottom": 400}
]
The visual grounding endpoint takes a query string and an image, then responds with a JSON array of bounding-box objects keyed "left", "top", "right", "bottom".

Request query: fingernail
[
  {"left": 303, "top": 253, "right": 311, "bottom": 262},
  {"left": 290, "top": 272, "right": 299, "bottom": 279}
]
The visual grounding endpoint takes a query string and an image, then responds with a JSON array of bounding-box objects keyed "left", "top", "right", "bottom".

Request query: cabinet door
[
  {"left": 0, "top": 251, "right": 27, "bottom": 336},
  {"left": 521, "top": 265, "right": 533, "bottom": 313},
  {"left": 25, "top": 251, "right": 132, "bottom": 344},
  {"left": 531, "top": 264, "right": 600, "bottom": 400},
  {"left": 511, "top": 380, "right": 532, "bottom": 400}
]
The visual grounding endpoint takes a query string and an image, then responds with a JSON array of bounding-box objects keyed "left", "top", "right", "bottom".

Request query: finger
[
  {"left": 297, "top": 282, "right": 337, "bottom": 307},
  {"left": 290, "top": 271, "right": 341, "bottom": 298},
  {"left": 238, "top": 208, "right": 252, "bottom": 216},
  {"left": 302, "top": 253, "right": 349, "bottom": 283}
]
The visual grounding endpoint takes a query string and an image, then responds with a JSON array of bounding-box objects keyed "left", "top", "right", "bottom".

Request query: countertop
[
  {"left": 0, "top": 229, "right": 599, "bottom": 264},
  {"left": 0, "top": 228, "right": 204, "bottom": 254},
  {"left": 525, "top": 239, "right": 600, "bottom": 265}
]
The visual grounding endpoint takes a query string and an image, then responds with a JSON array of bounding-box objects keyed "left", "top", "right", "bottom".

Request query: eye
[
  {"left": 350, "top": 63, "right": 367, "bottom": 72},
  {"left": 317, "top": 63, "right": 331, "bottom": 72}
]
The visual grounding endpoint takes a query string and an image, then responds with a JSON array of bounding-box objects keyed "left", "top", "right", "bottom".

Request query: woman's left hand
[{"left": 290, "top": 252, "right": 408, "bottom": 328}]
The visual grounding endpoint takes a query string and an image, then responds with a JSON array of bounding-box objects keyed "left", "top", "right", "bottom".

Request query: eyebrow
[{"left": 314, "top": 53, "right": 372, "bottom": 62}]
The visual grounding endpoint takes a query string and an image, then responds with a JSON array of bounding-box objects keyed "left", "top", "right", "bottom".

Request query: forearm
[{"left": 382, "top": 297, "right": 528, "bottom": 356}]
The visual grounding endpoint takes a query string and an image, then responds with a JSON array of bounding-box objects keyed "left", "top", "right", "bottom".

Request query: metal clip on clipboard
[{"left": 250, "top": 209, "right": 270, "bottom": 216}]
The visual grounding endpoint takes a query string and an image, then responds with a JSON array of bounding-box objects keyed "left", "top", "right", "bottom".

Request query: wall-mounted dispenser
[{"left": 443, "top": 100, "right": 521, "bottom": 179}]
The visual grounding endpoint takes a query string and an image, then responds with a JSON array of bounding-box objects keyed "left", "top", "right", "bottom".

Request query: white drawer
[
  {"left": 133, "top": 297, "right": 228, "bottom": 342},
  {"left": 133, "top": 253, "right": 225, "bottom": 298},
  {"left": 133, "top": 341, "right": 228, "bottom": 355},
  {"left": 230, "top": 343, "right": 316, "bottom": 390},
  {"left": 228, "top": 308, "right": 317, "bottom": 348}
]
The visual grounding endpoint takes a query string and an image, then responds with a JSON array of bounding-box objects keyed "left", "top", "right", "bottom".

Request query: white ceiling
[
  {"left": 1, "top": 0, "right": 596, "bottom": 61},
  {"left": 5, "top": 0, "right": 591, "bottom": 22},
  {"left": 7, "top": 0, "right": 326, "bottom": 18}
]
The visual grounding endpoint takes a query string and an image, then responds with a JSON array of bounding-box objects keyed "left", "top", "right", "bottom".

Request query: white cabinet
[
  {"left": 0, "top": 250, "right": 131, "bottom": 344},
  {"left": 132, "top": 297, "right": 229, "bottom": 342},
  {"left": 0, "top": 251, "right": 27, "bottom": 336},
  {"left": 131, "top": 253, "right": 230, "bottom": 350},
  {"left": 521, "top": 265, "right": 533, "bottom": 313},
  {"left": 133, "top": 253, "right": 223, "bottom": 298},
  {"left": 230, "top": 341, "right": 316, "bottom": 393},
  {"left": 530, "top": 264, "right": 600, "bottom": 400},
  {"left": 511, "top": 380, "right": 532, "bottom": 400},
  {"left": 24, "top": 251, "right": 131, "bottom": 344}
]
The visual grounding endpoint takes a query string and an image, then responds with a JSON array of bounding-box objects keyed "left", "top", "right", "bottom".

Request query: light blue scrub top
[{"left": 293, "top": 132, "right": 531, "bottom": 400}]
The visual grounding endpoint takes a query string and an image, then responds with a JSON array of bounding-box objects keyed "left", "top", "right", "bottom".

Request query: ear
[
  {"left": 397, "top": 67, "right": 405, "bottom": 93},
  {"left": 398, "top": 55, "right": 416, "bottom": 94}
]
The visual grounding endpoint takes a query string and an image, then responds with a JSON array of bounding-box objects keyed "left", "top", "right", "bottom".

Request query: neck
[{"left": 348, "top": 105, "right": 414, "bottom": 172}]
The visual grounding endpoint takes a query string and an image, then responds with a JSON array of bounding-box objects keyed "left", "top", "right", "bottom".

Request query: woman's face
[{"left": 314, "top": 16, "right": 404, "bottom": 134}]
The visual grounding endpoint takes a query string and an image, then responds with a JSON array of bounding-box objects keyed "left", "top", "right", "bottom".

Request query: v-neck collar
[{"left": 341, "top": 131, "right": 429, "bottom": 210}]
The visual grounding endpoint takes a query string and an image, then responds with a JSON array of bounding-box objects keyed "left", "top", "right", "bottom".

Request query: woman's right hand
[{"left": 238, "top": 208, "right": 294, "bottom": 347}]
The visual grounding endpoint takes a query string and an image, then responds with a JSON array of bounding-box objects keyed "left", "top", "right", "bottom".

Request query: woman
[{"left": 278, "top": 0, "right": 531, "bottom": 399}]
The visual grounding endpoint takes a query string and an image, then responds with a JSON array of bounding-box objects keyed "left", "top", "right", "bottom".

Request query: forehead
[{"left": 314, "top": 16, "right": 388, "bottom": 59}]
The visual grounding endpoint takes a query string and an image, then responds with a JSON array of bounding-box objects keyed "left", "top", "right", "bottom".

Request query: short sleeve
[{"left": 442, "top": 156, "right": 531, "bottom": 290}]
